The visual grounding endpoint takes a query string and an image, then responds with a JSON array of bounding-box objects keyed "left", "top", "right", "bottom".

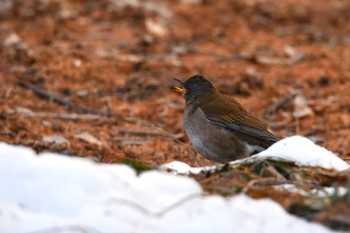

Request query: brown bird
[{"left": 175, "top": 75, "right": 279, "bottom": 163}]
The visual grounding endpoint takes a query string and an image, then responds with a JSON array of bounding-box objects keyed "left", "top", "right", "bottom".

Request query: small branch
[
  {"left": 18, "top": 82, "right": 72, "bottom": 107},
  {"left": 265, "top": 92, "right": 297, "bottom": 115},
  {"left": 119, "top": 117, "right": 198, "bottom": 159},
  {"left": 119, "top": 128, "right": 183, "bottom": 138},
  {"left": 17, "top": 112, "right": 102, "bottom": 120},
  {"left": 263, "top": 166, "right": 287, "bottom": 181},
  {"left": 18, "top": 82, "right": 197, "bottom": 158},
  {"left": 18, "top": 82, "right": 112, "bottom": 116},
  {"left": 112, "top": 137, "right": 155, "bottom": 145},
  {"left": 243, "top": 177, "right": 277, "bottom": 193},
  {"left": 243, "top": 178, "right": 322, "bottom": 193}
]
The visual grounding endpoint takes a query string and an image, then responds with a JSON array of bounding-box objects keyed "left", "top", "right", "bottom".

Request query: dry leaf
[
  {"left": 43, "top": 135, "right": 70, "bottom": 145},
  {"left": 74, "top": 132, "right": 104, "bottom": 146},
  {"left": 145, "top": 18, "right": 168, "bottom": 37},
  {"left": 293, "top": 94, "right": 314, "bottom": 118}
]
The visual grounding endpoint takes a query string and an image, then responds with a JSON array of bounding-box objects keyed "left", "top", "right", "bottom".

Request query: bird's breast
[
  {"left": 183, "top": 106, "right": 210, "bottom": 147},
  {"left": 183, "top": 106, "right": 248, "bottom": 162}
]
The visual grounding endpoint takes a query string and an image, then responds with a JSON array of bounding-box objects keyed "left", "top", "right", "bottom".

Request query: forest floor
[{"left": 0, "top": 0, "right": 349, "bottom": 230}]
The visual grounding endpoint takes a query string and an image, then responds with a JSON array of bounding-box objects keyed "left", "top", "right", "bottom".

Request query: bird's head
[{"left": 174, "top": 75, "right": 215, "bottom": 104}]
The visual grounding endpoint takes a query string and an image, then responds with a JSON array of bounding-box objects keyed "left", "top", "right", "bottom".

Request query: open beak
[
  {"left": 173, "top": 78, "right": 185, "bottom": 93},
  {"left": 174, "top": 86, "right": 185, "bottom": 93}
]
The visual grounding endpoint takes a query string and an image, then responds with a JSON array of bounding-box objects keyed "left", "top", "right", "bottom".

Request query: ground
[{"left": 0, "top": 0, "right": 349, "bottom": 230}]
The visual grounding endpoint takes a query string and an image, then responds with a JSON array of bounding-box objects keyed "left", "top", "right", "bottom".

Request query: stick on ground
[
  {"left": 18, "top": 81, "right": 197, "bottom": 158},
  {"left": 265, "top": 92, "right": 298, "bottom": 115}
]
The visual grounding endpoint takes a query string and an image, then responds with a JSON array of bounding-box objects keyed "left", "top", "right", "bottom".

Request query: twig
[
  {"left": 265, "top": 92, "right": 298, "bottom": 115},
  {"left": 263, "top": 166, "right": 287, "bottom": 181},
  {"left": 119, "top": 116, "right": 198, "bottom": 159},
  {"left": 243, "top": 177, "right": 277, "bottom": 193},
  {"left": 17, "top": 112, "right": 102, "bottom": 120},
  {"left": 18, "top": 82, "right": 197, "bottom": 158},
  {"left": 18, "top": 82, "right": 112, "bottom": 116},
  {"left": 119, "top": 129, "right": 170, "bottom": 137},
  {"left": 18, "top": 82, "right": 71, "bottom": 106},
  {"left": 243, "top": 178, "right": 322, "bottom": 193},
  {"left": 119, "top": 128, "right": 183, "bottom": 138},
  {"left": 112, "top": 137, "right": 155, "bottom": 145}
]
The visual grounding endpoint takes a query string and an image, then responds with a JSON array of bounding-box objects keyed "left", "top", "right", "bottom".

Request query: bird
[{"left": 174, "top": 74, "right": 279, "bottom": 163}]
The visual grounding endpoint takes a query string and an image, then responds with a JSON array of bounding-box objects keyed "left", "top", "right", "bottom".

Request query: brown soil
[{"left": 1, "top": 0, "right": 349, "bottom": 229}]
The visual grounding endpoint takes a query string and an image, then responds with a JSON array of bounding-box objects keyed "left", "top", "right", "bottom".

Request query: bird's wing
[{"left": 200, "top": 94, "right": 279, "bottom": 142}]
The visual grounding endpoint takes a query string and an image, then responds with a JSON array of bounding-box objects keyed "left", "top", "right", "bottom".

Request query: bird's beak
[{"left": 173, "top": 78, "right": 185, "bottom": 93}]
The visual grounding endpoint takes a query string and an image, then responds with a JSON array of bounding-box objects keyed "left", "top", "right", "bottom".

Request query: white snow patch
[
  {"left": 159, "top": 160, "right": 215, "bottom": 175},
  {"left": 274, "top": 184, "right": 348, "bottom": 197},
  {"left": 256, "top": 136, "right": 349, "bottom": 171},
  {"left": 0, "top": 142, "right": 339, "bottom": 233},
  {"left": 160, "top": 136, "right": 349, "bottom": 174}
]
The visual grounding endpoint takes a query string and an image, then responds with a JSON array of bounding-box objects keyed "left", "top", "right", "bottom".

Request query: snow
[
  {"left": 256, "top": 136, "right": 349, "bottom": 171},
  {"left": 274, "top": 184, "right": 348, "bottom": 197},
  {"left": 159, "top": 160, "right": 215, "bottom": 174},
  {"left": 0, "top": 141, "right": 343, "bottom": 233},
  {"left": 161, "top": 136, "right": 350, "bottom": 174}
]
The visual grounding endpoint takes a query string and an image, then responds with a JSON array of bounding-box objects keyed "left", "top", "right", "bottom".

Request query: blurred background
[{"left": 0, "top": 0, "right": 350, "bottom": 166}]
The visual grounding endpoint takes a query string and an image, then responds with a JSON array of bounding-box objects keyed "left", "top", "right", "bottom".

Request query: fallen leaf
[
  {"left": 74, "top": 132, "right": 104, "bottom": 146},
  {"left": 145, "top": 18, "right": 168, "bottom": 37},
  {"left": 293, "top": 94, "right": 314, "bottom": 118},
  {"left": 43, "top": 135, "right": 70, "bottom": 145}
]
